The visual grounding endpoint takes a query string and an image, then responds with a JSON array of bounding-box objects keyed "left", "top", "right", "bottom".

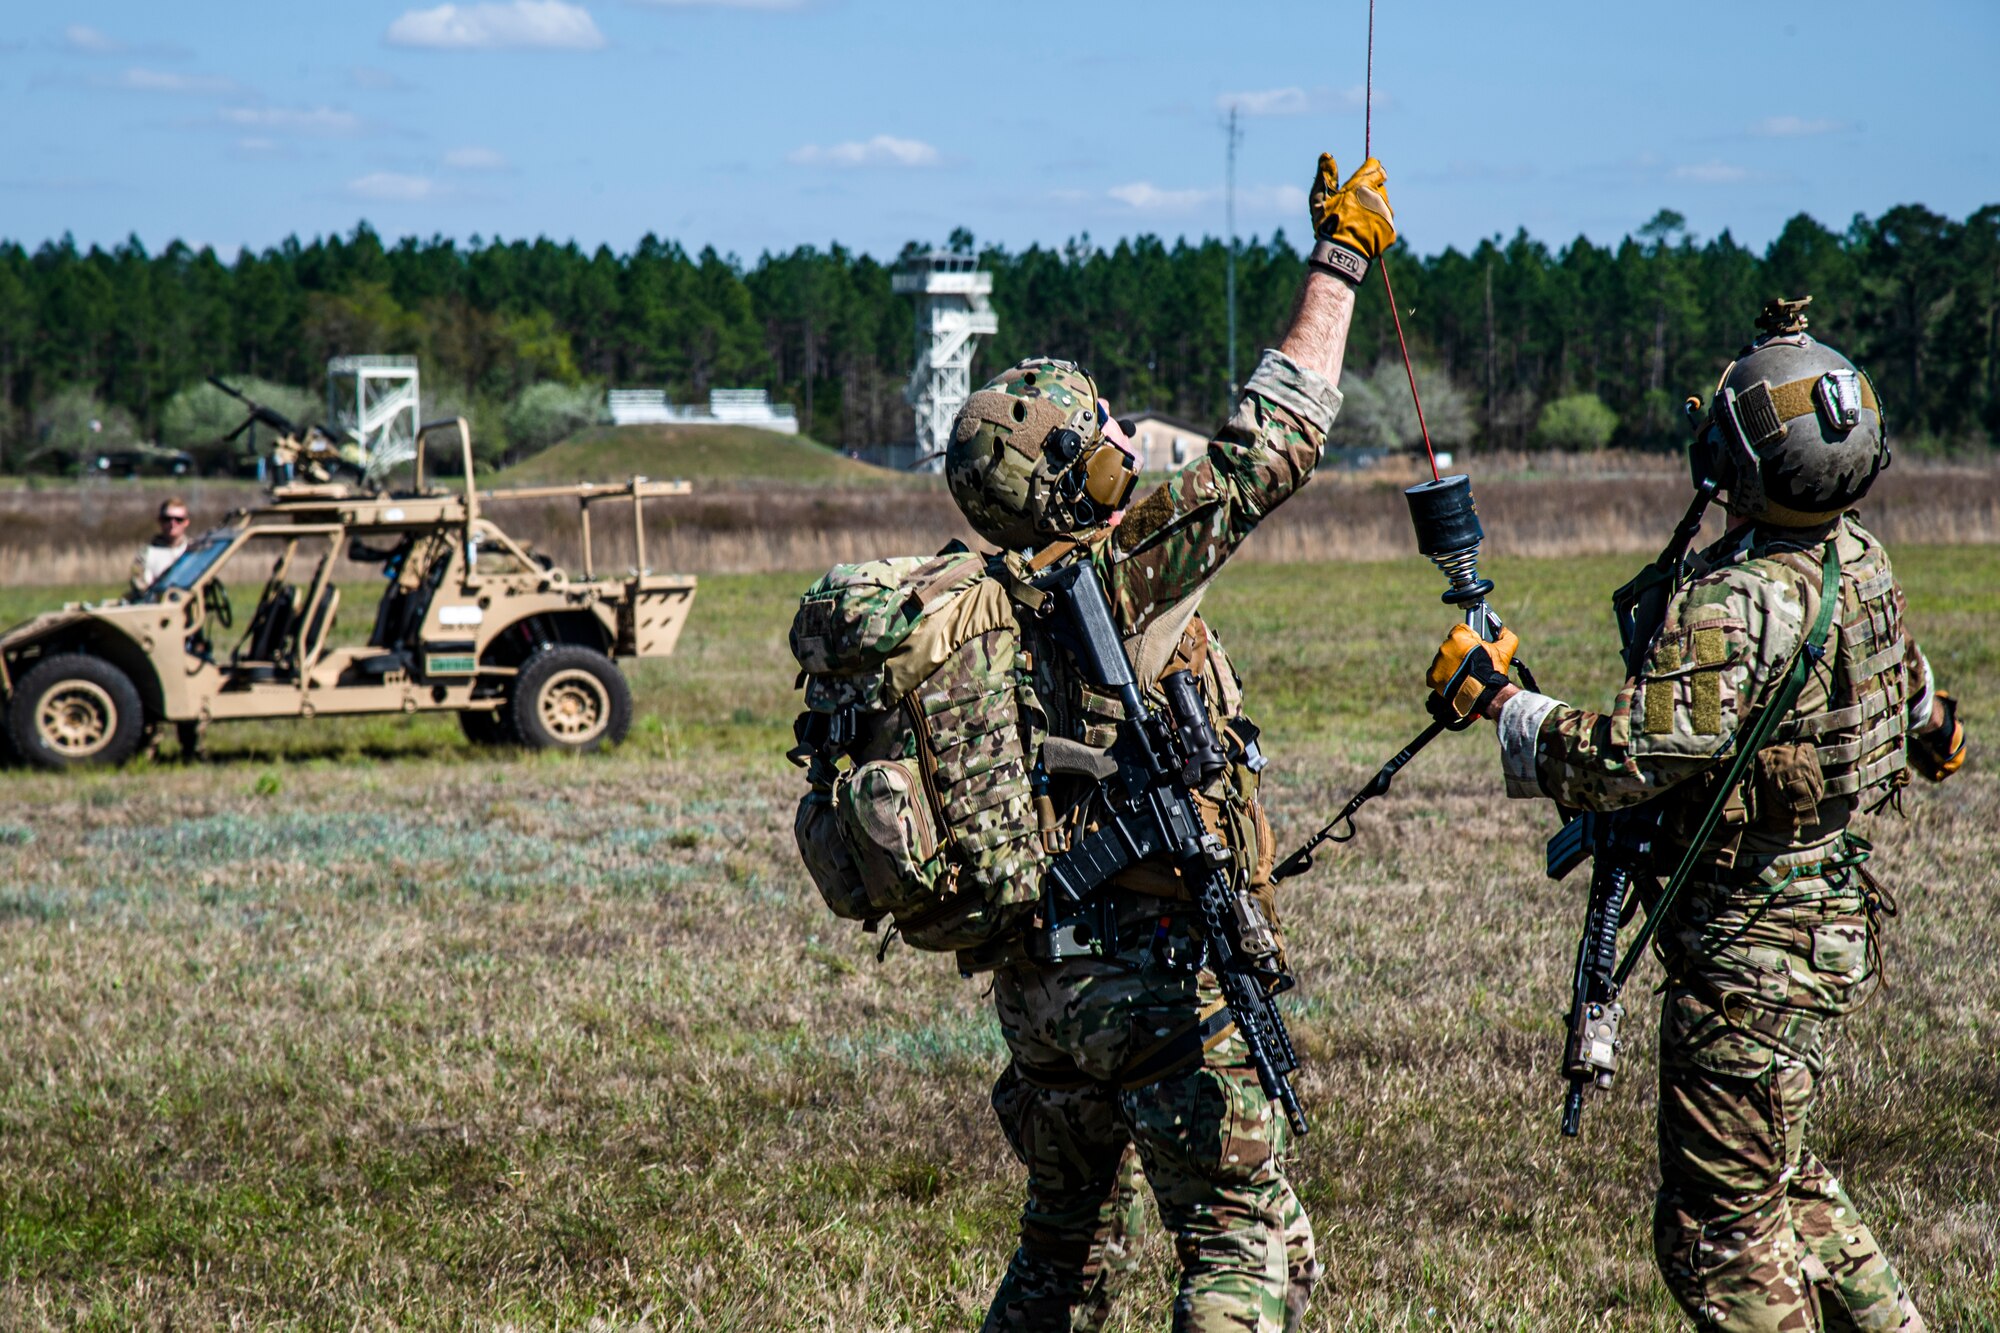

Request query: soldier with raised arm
[{"left": 945, "top": 154, "right": 1392, "bottom": 1332}]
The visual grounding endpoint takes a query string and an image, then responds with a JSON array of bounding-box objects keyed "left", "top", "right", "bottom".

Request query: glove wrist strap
[{"left": 1309, "top": 238, "right": 1369, "bottom": 287}]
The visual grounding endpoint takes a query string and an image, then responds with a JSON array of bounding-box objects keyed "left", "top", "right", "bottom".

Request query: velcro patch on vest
[
  {"left": 1691, "top": 627, "right": 1726, "bottom": 734},
  {"left": 1113, "top": 486, "right": 1178, "bottom": 555},
  {"left": 1645, "top": 640, "right": 1681, "bottom": 734}
]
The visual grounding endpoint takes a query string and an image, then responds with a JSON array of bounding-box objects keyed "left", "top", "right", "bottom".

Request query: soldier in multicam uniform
[
  {"left": 946, "top": 153, "right": 1396, "bottom": 1332},
  {"left": 1427, "top": 299, "right": 1967, "bottom": 1333}
]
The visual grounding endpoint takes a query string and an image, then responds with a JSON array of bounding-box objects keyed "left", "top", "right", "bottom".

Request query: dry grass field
[{"left": 0, "top": 541, "right": 1995, "bottom": 1329}]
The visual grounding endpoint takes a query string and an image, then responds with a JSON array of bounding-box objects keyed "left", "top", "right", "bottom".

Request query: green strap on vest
[{"left": 1612, "top": 540, "right": 1842, "bottom": 988}]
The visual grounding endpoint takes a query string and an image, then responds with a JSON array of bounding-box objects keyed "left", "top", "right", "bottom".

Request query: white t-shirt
[{"left": 131, "top": 537, "right": 188, "bottom": 593}]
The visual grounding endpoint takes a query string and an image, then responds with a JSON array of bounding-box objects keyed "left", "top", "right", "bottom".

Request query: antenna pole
[{"left": 1225, "top": 104, "right": 1242, "bottom": 401}]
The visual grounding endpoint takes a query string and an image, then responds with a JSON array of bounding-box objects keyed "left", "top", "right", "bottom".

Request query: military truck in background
[{"left": 0, "top": 416, "right": 697, "bottom": 768}]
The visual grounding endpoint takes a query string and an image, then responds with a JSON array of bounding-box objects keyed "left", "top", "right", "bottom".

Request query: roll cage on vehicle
[{"left": 0, "top": 416, "right": 697, "bottom": 766}]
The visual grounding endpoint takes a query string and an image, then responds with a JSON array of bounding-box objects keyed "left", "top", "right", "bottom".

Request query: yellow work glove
[
  {"left": 1426, "top": 623, "right": 1520, "bottom": 721},
  {"left": 1307, "top": 154, "right": 1396, "bottom": 286},
  {"left": 1909, "top": 691, "right": 1966, "bottom": 781}
]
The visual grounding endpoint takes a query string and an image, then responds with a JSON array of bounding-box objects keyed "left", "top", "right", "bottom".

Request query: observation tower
[
  {"left": 327, "top": 355, "right": 420, "bottom": 478},
  {"left": 893, "top": 252, "right": 998, "bottom": 473}
]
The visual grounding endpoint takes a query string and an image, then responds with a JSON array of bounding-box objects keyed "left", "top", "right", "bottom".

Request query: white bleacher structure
[{"left": 607, "top": 387, "right": 799, "bottom": 433}]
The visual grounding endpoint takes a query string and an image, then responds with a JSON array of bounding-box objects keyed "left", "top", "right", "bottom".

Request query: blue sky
[{"left": 4, "top": 0, "right": 1995, "bottom": 262}]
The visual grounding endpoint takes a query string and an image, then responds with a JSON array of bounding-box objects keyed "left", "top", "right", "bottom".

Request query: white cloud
[
  {"left": 444, "top": 145, "right": 510, "bottom": 170},
  {"left": 1750, "top": 115, "right": 1848, "bottom": 138},
  {"left": 385, "top": 1, "right": 607, "bottom": 50},
  {"left": 63, "top": 25, "right": 125, "bottom": 55},
  {"left": 788, "top": 134, "right": 939, "bottom": 168},
  {"left": 348, "top": 172, "right": 436, "bottom": 201},
  {"left": 1093, "top": 180, "right": 1305, "bottom": 218},
  {"left": 60, "top": 25, "right": 192, "bottom": 61},
  {"left": 1241, "top": 183, "right": 1308, "bottom": 214},
  {"left": 1107, "top": 182, "right": 1213, "bottom": 213},
  {"left": 1217, "top": 87, "right": 1309, "bottom": 117},
  {"left": 107, "top": 67, "right": 235, "bottom": 95},
  {"left": 220, "top": 105, "right": 364, "bottom": 136},
  {"left": 1673, "top": 160, "right": 1750, "bottom": 184}
]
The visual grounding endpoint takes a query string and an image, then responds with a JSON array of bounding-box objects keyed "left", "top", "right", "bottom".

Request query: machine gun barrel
[{"left": 208, "top": 374, "right": 300, "bottom": 437}]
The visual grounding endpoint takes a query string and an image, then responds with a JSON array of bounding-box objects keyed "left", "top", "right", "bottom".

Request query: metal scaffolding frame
[
  {"left": 893, "top": 252, "right": 997, "bottom": 473},
  {"left": 326, "top": 355, "right": 421, "bottom": 479}
]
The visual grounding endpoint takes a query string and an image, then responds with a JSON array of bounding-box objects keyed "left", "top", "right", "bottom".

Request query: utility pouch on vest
[
  {"left": 1669, "top": 761, "right": 1753, "bottom": 869},
  {"left": 836, "top": 757, "right": 950, "bottom": 910},
  {"left": 795, "top": 784, "right": 872, "bottom": 921},
  {"left": 1752, "top": 741, "right": 1825, "bottom": 835}
]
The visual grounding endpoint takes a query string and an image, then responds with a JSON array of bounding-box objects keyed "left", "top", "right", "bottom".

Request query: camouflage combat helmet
[
  {"left": 1692, "top": 296, "right": 1890, "bottom": 525},
  {"left": 946, "top": 358, "right": 1139, "bottom": 549}
]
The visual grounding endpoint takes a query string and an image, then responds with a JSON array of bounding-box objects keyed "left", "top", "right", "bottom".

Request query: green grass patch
[
  {"left": 0, "top": 544, "right": 1994, "bottom": 1327},
  {"left": 494, "top": 423, "right": 916, "bottom": 489}
]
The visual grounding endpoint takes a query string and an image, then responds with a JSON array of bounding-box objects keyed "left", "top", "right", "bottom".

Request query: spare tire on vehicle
[
  {"left": 509, "top": 646, "right": 631, "bottom": 753},
  {"left": 7, "top": 653, "right": 148, "bottom": 769}
]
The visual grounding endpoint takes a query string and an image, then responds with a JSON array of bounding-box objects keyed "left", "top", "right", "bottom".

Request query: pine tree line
[{"left": 1, "top": 201, "right": 1993, "bottom": 470}]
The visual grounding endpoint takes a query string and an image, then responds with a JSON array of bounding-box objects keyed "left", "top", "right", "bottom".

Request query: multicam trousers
[
  {"left": 1652, "top": 871, "right": 1925, "bottom": 1333},
  {"left": 982, "top": 928, "right": 1319, "bottom": 1333}
]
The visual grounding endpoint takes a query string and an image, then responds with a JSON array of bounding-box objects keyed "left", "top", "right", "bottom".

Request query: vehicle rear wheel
[
  {"left": 8, "top": 654, "right": 147, "bottom": 769},
  {"left": 458, "top": 705, "right": 517, "bottom": 746},
  {"left": 510, "top": 647, "right": 630, "bottom": 753}
]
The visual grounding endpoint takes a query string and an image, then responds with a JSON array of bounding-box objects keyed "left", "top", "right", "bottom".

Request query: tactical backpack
[{"left": 787, "top": 546, "right": 1046, "bottom": 952}]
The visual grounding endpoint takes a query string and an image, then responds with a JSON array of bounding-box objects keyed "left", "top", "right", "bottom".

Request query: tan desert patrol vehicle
[{"left": 0, "top": 417, "right": 696, "bottom": 768}]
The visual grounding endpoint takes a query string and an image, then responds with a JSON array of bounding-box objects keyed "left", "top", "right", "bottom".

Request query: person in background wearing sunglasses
[{"left": 130, "top": 497, "right": 192, "bottom": 596}]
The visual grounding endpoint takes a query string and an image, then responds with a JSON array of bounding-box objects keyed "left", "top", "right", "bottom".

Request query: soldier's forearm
[
  {"left": 1525, "top": 701, "right": 1707, "bottom": 812},
  {"left": 1277, "top": 268, "right": 1356, "bottom": 388}
]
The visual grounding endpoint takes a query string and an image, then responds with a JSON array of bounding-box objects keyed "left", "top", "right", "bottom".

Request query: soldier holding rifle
[
  {"left": 943, "top": 153, "right": 1393, "bottom": 1331},
  {"left": 1427, "top": 299, "right": 1963, "bottom": 1332}
]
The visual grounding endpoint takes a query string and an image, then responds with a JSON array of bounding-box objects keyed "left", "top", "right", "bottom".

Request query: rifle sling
[{"left": 1611, "top": 541, "right": 1841, "bottom": 989}]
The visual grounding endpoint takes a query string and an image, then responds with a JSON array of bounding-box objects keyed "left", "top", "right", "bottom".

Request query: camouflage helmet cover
[
  {"left": 946, "top": 358, "right": 1133, "bottom": 548},
  {"left": 1697, "top": 297, "right": 1889, "bottom": 525}
]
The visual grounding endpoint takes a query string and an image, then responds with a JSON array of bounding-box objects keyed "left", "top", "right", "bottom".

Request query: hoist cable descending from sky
[
  {"left": 1272, "top": 0, "right": 1535, "bottom": 884},
  {"left": 1366, "top": 0, "right": 1439, "bottom": 484}
]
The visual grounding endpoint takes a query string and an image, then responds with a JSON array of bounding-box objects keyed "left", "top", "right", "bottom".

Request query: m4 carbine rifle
[
  {"left": 1032, "top": 559, "right": 1309, "bottom": 1137},
  {"left": 1546, "top": 468, "right": 1718, "bottom": 1136}
]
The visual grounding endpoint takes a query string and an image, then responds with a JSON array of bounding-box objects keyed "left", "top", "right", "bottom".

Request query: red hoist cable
[{"left": 1365, "top": 0, "right": 1440, "bottom": 483}]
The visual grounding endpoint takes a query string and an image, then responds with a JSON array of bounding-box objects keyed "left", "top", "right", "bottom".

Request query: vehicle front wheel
[
  {"left": 8, "top": 654, "right": 148, "bottom": 769},
  {"left": 510, "top": 647, "right": 631, "bottom": 753}
]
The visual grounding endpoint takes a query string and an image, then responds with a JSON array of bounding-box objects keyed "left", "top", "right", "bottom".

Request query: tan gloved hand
[
  {"left": 1909, "top": 691, "right": 1966, "bottom": 781},
  {"left": 1307, "top": 154, "right": 1396, "bottom": 285},
  {"left": 1426, "top": 623, "right": 1520, "bottom": 720}
]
